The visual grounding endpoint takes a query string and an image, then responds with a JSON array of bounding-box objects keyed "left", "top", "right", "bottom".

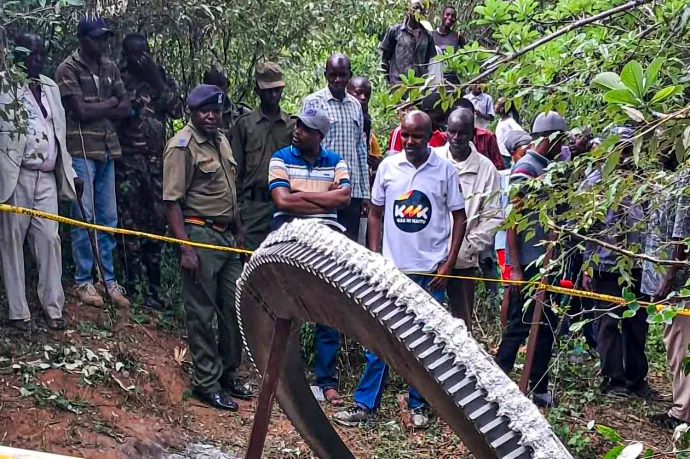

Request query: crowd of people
[{"left": 1, "top": 0, "right": 689, "bottom": 435}]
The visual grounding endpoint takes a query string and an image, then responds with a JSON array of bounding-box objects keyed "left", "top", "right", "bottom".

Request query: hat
[
  {"left": 77, "top": 17, "right": 113, "bottom": 38},
  {"left": 532, "top": 111, "right": 568, "bottom": 134},
  {"left": 292, "top": 107, "right": 330, "bottom": 137},
  {"left": 255, "top": 62, "right": 285, "bottom": 90},
  {"left": 504, "top": 130, "right": 533, "bottom": 153},
  {"left": 186, "top": 84, "right": 225, "bottom": 110}
]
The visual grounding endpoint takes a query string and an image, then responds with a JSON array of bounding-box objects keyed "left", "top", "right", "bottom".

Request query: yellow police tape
[{"left": 1, "top": 203, "right": 688, "bottom": 317}]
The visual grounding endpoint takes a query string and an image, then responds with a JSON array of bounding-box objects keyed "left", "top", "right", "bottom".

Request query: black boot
[{"left": 144, "top": 254, "right": 165, "bottom": 310}]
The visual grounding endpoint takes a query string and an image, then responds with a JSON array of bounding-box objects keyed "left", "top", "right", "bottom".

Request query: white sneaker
[
  {"left": 411, "top": 406, "right": 431, "bottom": 429},
  {"left": 76, "top": 282, "right": 104, "bottom": 307}
]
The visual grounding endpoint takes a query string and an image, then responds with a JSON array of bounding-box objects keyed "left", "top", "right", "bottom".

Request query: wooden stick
[{"left": 246, "top": 318, "right": 293, "bottom": 459}]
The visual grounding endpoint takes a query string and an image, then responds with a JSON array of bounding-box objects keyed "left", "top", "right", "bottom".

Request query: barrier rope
[{"left": 2, "top": 203, "right": 688, "bottom": 317}]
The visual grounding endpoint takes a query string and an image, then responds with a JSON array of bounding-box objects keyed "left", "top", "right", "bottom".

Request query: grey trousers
[
  {"left": 664, "top": 314, "right": 690, "bottom": 422},
  {"left": 0, "top": 169, "right": 64, "bottom": 320}
]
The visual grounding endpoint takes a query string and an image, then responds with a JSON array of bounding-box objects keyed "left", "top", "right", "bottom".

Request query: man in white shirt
[
  {"left": 0, "top": 33, "right": 77, "bottom": 332},
  {"left": 435, "top": 108, "right": 502, "bottom": 332},
  {"left": 464, "top": 83, "right": 494, "bottom": 130},
  {"left": 494, "top": 98, "right": 524, "bottom": 166},
  {"left": 333, "top": 110, "right": 467, "bottom": 430}
]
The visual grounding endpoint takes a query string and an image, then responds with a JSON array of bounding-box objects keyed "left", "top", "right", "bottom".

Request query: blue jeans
[
  {"left": 71, "top": 155, "right": 118, "bottom": 285},
  {"left": 315, "top": 324, "right": 340, "bottom": 390},
  {"left": 353, "top": 274, "right": 445, "bottom": 412}
]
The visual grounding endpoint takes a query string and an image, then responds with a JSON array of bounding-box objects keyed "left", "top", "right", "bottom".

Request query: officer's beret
[{"left": 186, "top": 84, "right": 225, "bottom": 110}]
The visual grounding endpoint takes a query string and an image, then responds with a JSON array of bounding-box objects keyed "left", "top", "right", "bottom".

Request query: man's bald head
[
  {"left": 403, "top": 110, "right": 433, "bottom": 135},
  {"left": 448, "top": 108, "right": 474, "bottom": 129},
  {"left": 14, "top": 33, "right": 45, "bottom": 78},
  {"left": 447, "top": 108, "right": 474, "bottom": 158},
  {"left": 325, "top": 53, "right": 352, "bottom": 99},
  {"left": 401, "top": 110, "right": 432, "bottom": 162},
  {"left": 326, "top": 53, "right": 351, "bottom": 73}
]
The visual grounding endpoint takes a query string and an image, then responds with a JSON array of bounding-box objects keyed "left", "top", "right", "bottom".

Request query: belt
[{"left": 184, "top": 217, "right": 229, "bottom": 232}]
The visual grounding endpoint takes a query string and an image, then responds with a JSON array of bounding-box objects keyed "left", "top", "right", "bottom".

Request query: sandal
[{"left": 324, "top": 388, "right": 344, "bottom": 407}]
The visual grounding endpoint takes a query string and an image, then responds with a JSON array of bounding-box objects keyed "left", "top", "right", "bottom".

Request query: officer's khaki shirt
[
  {"left": 231, "top": 108, "right": 294, "bottom": 200},
  {"left": 163, "top": 122, "right": 238, "bottom": 221}
]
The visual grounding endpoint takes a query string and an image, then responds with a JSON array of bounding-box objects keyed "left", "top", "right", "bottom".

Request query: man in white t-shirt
[{"left": 333, "top": 110, "right": 467, "bottom": 430}]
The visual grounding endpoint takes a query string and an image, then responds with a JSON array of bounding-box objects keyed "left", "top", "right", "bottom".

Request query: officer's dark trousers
[
  {"left": 495, "top": 265, "right": 558, "bottom": 394},
  {"left": 337, "top": 198, "right": 362, "bottom": 242},
  {"left": 182, "top": 224, "right": 243, "bottom": 394},
  {"left": 593, "top": 270, "right": 649, "bottom": 390}
]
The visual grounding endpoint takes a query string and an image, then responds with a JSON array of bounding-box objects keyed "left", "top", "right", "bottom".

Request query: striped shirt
[
  {"left": 302, "top": 87, "right": 369, "bottom": 199},
  {"left": 268, "top": 145, "right": 351, "bottom": 222}
]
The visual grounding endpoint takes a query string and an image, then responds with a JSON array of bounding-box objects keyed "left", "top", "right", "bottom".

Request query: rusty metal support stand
[
  {"left": 518, "top": 243, "right": 554, "bottom": 394},
  {"left": 246, "top": 318, "right": 293, "bottom": 459}
]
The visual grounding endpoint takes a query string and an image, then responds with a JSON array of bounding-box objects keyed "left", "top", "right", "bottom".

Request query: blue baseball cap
[
  {"left": 186, "top": 84, "right": 225, "bottom": 110},
  {"left": 292, "top": 107, "right": 330, "bottom": 137},
  {"left": 77, "top": 17, "right": 114, "bottom": 39}
]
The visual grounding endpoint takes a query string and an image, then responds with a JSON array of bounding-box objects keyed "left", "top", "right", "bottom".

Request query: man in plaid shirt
[{"left": 301, "top": 53, "right": 369, "bottom": 407}]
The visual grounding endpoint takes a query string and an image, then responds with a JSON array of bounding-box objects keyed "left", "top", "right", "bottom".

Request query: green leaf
[
  {"left": 620, "top": 61, "right": 645, "bottom": 99},
  {"left": 602, "top": 150, "right": 620, "bottom": 179},
  {"left": 603, "top": 89, "right": 638, "bottom": 106},
  {"left": 592, "top": 72, "right": 625, "bottom": 91},
  {"left": 622, "top": 310, "right": 636, "bottom": 318},
  {"left": 569, "top": 320, "right": 587, "bottom": 333},
  {"left": 597, "top": 424, "right": 624, "bottom": 443},
  {"left": 650, "top": 86, "right": 681, "bottom": 106},
  {"left": 644, "top": 57, "right": 664, "bottom": 93}
]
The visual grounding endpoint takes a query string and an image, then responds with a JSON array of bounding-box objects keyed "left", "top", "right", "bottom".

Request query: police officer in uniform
[
  {"left": 117, "top": 33, "right": 183, "bottom": 309},
  {"left": 231, "top": 62, "right": 294, "bottom": 249},
  {"left": 163, "top": 84, "right": 252, "bottom": 410}
]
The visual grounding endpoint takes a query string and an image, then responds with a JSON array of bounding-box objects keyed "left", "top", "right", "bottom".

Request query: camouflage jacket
[{"left": 117, "top": 64, "right": 183, "bottom": 157}]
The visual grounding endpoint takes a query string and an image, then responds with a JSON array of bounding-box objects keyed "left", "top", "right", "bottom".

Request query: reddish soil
[{"left": 0, "top": 294, "right": 680, "bottom": 458}]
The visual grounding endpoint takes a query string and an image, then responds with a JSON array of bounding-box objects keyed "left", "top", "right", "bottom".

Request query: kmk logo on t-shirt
[{"left": 393, "top": 190, "right": 432, "bottom": 233}]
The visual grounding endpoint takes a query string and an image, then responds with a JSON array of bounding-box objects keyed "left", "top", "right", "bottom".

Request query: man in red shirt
[
  {"left": 387, "top": 92, "right": 448, "bottom": 153},
  {"left": 456, "top": 98, "right": 505, "bottom": 170}
]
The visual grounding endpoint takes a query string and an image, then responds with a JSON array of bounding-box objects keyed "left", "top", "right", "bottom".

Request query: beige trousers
[
  {"left": 664, "top": 314, "right": 690, "bottom": 422},
  {"left": 0, "top": 169, "right": 63, "bottom": 320}
]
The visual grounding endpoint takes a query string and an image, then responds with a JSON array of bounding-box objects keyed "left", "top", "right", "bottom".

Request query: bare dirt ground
[{"left": 0, "top": 287, "right": 681, "bottom": 458}]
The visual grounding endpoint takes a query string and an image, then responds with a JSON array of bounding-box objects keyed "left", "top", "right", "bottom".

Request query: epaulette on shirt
[{"left": 170, "top": 127, "right": 193, "bottom": 149}]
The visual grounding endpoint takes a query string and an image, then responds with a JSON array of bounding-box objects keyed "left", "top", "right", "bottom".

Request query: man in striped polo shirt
[
  {"left": 269, "top": 108, "right": 352, "bottom": 406},
  {"left": 268, "top": 107, "right": 352, "bottom": 229},
  {"left": 495, "top": 111, "right": 568, "bottom": 408}
]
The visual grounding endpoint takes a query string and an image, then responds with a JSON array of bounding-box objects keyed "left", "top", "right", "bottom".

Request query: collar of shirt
[
  {"left": 187, "top": 122, "right": 224, "bottom": 146},
  {"left": 398, "top": 147, "right": 439, "bottom": 170},
  {"left": 323, "top": 86, "right": 355, "bottom": 105},
  {"left": 289, "top": 145, "right": 328, "bottom": 161},
  {"left": 71, "top": 49, "right": 106, "bottom": 70},
  {"left": 526, "top": 149, "right": 550, "bottom": 167},
  {"left": 442, "top": 142, "right": 482, "bottom": 175},
  {"left": 255, "top": 107, "right": 290, "bottom": 124}
]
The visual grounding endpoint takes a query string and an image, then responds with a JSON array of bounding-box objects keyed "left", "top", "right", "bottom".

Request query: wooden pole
[{"left": 246, "top": 318, "right": 293, "bottom": 459}]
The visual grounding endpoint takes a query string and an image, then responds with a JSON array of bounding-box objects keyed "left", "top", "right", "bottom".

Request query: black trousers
[
  {"left": 593, "top": 270, "right": 649, "bottom": 390},
  {"left": 495, "top": 265, "right": 559, "bottom": 394},
  {"left": 338, "top": 198, "right": 362, "bottom": 242}
]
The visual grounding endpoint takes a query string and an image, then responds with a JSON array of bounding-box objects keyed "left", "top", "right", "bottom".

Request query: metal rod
[
  {"left": 246, "top": 317, "right": 293, "bottom": 459},
  {"left": 519, "top": 243, "right": 554, "bottom": 394}
]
